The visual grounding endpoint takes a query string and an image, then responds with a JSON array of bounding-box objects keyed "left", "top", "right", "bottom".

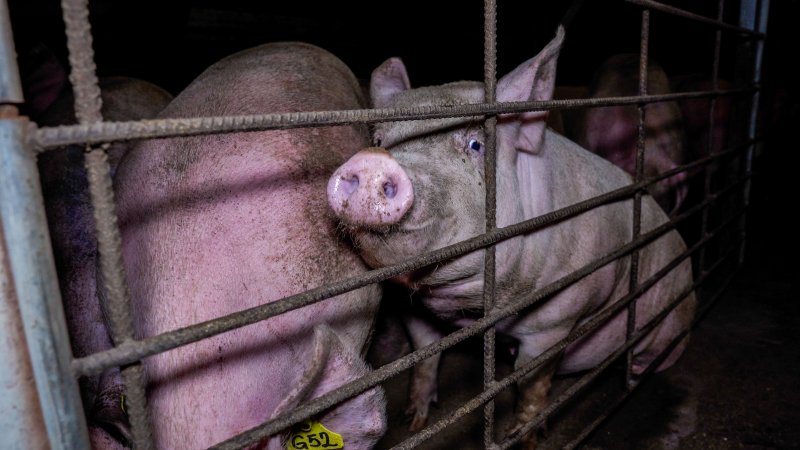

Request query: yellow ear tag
[{"left": 287, "top": 419, "right": 344, "bottom": 450}]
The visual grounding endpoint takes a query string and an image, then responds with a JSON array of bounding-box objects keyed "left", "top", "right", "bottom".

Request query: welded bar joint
[{"left": 60, "top": 0, "right": 154, "bottom": 447}]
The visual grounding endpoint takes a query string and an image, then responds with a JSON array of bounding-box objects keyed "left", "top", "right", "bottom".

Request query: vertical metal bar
[
  {"left": 1, "top": 3, "right": 88, "bottom": 444},
  {"left": 625, "top": 8, "right": 649, "bottom": 389},
  {"left": 697, "top": 0, "right": 726, "bottom": 278},
  {"left": 0, "top": 206, "right": 50, "bottom": 449},
  {"left": 482, "top": 0, "right": 498, "bottom": 447},
  {"left": 738, "top": 0, "right": 769, "bottom": 265},
  {"left": 60, "top": 0, "right": 154, "bottom": 448},
  {"left": 0, "top": 0, "right": 22, "bottom": 104},
  {"left": 0, "top": 117, "right": 91, "bottom": 448}
]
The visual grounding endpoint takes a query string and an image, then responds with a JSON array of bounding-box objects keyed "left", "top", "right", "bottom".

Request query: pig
[
  {"left": 327, "top": 27, "right": 696, "bottom": 449},
  {"left": 36, "top": 77, "right": 173, "bottom": 444},
  {"left": 112, "top": 42, "right": 385, "bottom": 449},
  {"left": 572, "top": 54, "right": 688, "bottom": 215}
]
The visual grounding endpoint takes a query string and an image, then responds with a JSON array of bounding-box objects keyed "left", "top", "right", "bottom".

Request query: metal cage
[{"left": 0, "top": 0, "right": 769, "bottom": 448}]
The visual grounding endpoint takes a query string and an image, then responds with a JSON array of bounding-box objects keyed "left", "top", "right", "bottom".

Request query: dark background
[{"left": 7, "top": 0, "right": 799, "bottom": 448}]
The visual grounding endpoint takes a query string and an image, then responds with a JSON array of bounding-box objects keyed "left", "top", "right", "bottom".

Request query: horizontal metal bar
[
  {"left": 562, "top": 252, "right": 740, "bottom": 450},
  {"left": 32, "top": 87, "right": 756, "bottom": 151},
  {"left": 622, "top": 0, "right": 765, "bottom": 36}
]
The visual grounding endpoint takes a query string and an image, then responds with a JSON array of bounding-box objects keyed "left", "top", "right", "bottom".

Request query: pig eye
[{"left": 467, "top": 139, "right": 485, "bottom": 154}]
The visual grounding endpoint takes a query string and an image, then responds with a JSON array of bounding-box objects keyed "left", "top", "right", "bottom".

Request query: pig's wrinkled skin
[
  {"left": 113, "top": 43, "right": 385, "bottom": 449},
  {"left": 572, "top": 54, "right": 688, "bottom": 215},
  {"left": 36, "top": 77, "right": 173, "bottom": 444},
  {"left": 328, "top": 27, "right": 695, "bottom": 449}
]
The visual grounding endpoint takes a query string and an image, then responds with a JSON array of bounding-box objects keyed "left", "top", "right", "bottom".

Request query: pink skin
[
  {"left": 327, "top": 147, "right": 414, "bottom": 227},
  {"left": 112, "top": 43, "right": 385, "bottom": 450},
  {"left": 330, "top": 27, "right": 695, "bottom": 450}
]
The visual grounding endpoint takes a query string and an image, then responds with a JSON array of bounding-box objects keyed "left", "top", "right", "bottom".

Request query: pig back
[{"left": 114, "top": 43, "right": 382, "bottom": 448}]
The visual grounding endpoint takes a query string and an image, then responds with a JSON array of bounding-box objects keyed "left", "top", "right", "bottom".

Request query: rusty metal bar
[
  {"left": 626, "top": 8, "right": 649, "bottom": 389},
  {"left": 622, "top": 0, "right": 765, "bottom": 36},
  {"left": 31, "top": 87, "right": 756, "bottom": 151},
  {"left": 482, "top": 0, "right": 498, "bottom": 448},
  {"left": 60, "top": 0, "right": 154, "bottom": 447},
  {"left": 72, "top": 141, "right": 754, "bottom": 378},
  {"left": 0, "top": 116, "right": 90, "bottom": 448},
  {"left": 0, "top": 0, "right": 22, "bottom": 104}
]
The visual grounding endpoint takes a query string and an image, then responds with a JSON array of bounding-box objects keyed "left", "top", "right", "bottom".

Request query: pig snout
[{"left": 327, "top": 148, "right": 414, "bottom": 226}]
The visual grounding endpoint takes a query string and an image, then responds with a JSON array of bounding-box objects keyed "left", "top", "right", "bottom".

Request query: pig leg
[
  {"left": 506, "top": 332, "right": 566, "bottom": 450},
  {"left": 403, "top": 313, "right": 443, "bottom": 432}
]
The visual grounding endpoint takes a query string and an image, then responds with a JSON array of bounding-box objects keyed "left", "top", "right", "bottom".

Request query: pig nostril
[
  {"left": 341, "top": 174, "right": 359, "bottom": 196},
  {"left": 383, "top": 179, "right": 397, "bottom": 199}
]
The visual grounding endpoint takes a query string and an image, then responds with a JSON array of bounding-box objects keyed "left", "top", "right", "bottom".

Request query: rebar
[{"left": 32, "top": 88, "right": 756, "bottom": 151}]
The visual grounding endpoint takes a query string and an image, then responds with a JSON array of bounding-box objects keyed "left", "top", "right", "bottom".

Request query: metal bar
[
  {"left": 0, "top": 211, "right": 50, "bottom": 449},
  {"left": 60, "top": 0, "right": 102, "bottom": 124},
  {"left": 626, "top": 8, "right": 649, "bottom": 389},
  {"left": 622, "top": 0, "right": 765, "bottom": 36},
  {"left": 60, "top": 0, "right": 154, "bottom": 447},
  {"left": 482, "top": 1, "right": 498, "bottom": 448},
  {"left": 72, "top": 148, "right": 754, "bottom": 378},
  {"left": 739, "top": 0, "right": 769, "bottom": 265},
  {"left": 31, "top": 88, "right": 757, "bottom": 150},
  {"left": 0, "top": 117, "right": 90, "bottom": 448},
  {"left": 0, "top": 0, "right": 22, "bottom": 104},
  {"left": 698, "top": 0, "right": 726, "bottom": 279}
]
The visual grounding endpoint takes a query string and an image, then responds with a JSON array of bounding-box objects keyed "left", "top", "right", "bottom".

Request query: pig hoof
[{"left": 404, "top": 396, "right": 437, "bottom": 432}]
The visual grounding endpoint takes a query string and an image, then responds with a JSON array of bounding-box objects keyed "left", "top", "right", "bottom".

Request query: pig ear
[
  {"left": 370, "top": 57, "right": 411, "bottom": 108},
  {"left": 271, "top": 325, "right": 333, "bottom": 417},
  {"left": 270, "top": 325, "right": 386, "bottom": 445},
  {"left": 497, "top": 26, "right": 565, "bottom": 154}
]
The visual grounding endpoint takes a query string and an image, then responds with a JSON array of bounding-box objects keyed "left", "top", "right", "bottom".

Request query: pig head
[
  {"left": 112, "top": 43, "right": 385, "bottom": 449},
  {"left": 328, "top": 27, "right": 695, "bottom": 449},
  {"left": 573, "top": 54, "right": 688, "bottom": 215}
]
